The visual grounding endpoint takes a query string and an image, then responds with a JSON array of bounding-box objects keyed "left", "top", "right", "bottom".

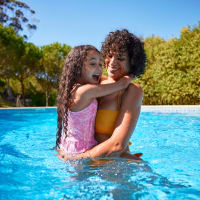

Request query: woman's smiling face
[{"left": 105, "top": 50, "right": 130, "bottom": 81}]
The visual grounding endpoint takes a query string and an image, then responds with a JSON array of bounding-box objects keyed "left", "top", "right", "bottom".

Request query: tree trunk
[
  {"left": 6, "top": 78, "right": 14, "bottom": 101},
  {"left": 16, "top": 95, "right": 23, "bottom": 107},
  {"left": 45, "top": 90, "right": 49, "bottom": 107},
  {"left": 20, "top": 76, "right": 25, "bottom": 106}
]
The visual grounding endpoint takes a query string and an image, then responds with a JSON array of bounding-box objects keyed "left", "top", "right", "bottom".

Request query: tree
[
  {"left": 0, "top": 23, "right": 24, "bottom": 101},
  {"left": 0, "top": 0, "right": 36, "bottom": 38},
  {"left": 13, "top": 42, "right": 41, "bottom": 105},
  {"left": 36, "top": 43, "right": 71, "bottom": 107}
]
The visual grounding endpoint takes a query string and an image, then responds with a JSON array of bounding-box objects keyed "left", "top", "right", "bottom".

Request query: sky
[{"left": 25, "top": 0, "right": 200, "bottom": 50}]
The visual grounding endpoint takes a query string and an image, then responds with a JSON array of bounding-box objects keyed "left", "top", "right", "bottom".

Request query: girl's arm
[
  {"left": 58, "top": 83, "right": 143, "bottom": 160},
  {"left": 77, "top": 75, "right": 133, "bottom": 100}
]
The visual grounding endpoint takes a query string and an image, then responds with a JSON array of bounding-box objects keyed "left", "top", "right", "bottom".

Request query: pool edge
[{"left": 0, "top": 105, "right": 200, "bottom": 113}]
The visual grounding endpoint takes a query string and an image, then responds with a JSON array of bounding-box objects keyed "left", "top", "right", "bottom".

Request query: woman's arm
[
  {"left": 89, "top": 83, "right": 143, "bottom": 157},
  {"left": 58, "top": 83, "right": 143, "bottom": 160},
  {"left": 109, "top": 83, "right": 143, "bottom": 151}
]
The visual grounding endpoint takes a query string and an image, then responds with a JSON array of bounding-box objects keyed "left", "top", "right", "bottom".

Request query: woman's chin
[{"left": 108, "top": 72, "right": 122, "bottom": 80}]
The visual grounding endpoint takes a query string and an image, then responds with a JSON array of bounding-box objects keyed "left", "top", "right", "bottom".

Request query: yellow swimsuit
[{"left": 95, "top": 92, "right": 121, "bottom": 135}]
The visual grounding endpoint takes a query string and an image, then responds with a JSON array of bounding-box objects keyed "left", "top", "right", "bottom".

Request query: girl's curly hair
[
  {"left": 101, "top": 29, "right": 146, "bottom": 77},
  {"left": 56, "top": 45, "right": 99, "bottom": 149}
]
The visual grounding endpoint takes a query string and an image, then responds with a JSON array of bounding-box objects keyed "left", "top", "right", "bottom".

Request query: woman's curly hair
[
  {"left": 56, "top": 45, "right": 99, "bottom": 149},
  {"left": 101, "top": 29, "right": 146, "bottom": 77}
]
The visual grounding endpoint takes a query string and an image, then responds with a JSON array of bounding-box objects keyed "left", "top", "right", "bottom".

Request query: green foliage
[
  {"left": 135, "top": 22, "right": 200, "bottom": 105},
  {"left": 0, "top": 78, "right": 5, "bottom": 87},
  {"left": 0, "top": 23, "right": 25, "bottom": 78},
  {"left": 0, "top": 21, "right": 200, "bottom": 106}
]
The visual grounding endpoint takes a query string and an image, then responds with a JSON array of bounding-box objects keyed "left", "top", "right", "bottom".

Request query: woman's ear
[{"left": 105, "top": 57, "right": 109, "bottom": 67}]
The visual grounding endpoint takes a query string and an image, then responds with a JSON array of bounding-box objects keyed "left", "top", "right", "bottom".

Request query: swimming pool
[{"left": 0, "top": 107, "right": 199, "bottom": 200}]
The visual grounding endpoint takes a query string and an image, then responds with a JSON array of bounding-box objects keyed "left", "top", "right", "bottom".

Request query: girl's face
[
  {"left": 79, "top": 50, "right": 102, "bottom": 84},
  {"left": 105, "top": 50, "right": 130, "bottom": 80}
]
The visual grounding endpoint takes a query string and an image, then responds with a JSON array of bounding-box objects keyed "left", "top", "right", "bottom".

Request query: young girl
[{"left": 56, "top": 45, "right": 132, "bottom": 155}]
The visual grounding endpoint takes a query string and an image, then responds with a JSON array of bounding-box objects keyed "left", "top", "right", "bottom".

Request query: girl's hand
[
  {"left": 120, "top": 75, "right": 134, "bottom": 88},
  {"left": 125, "top": 74, "right": 134, "bottom": 80},
  {"left": 56, "top": 149, "right": 71, "bottom": 161},
  {"left": 55, "top": 149, "right": 90, "bottom": 161}
]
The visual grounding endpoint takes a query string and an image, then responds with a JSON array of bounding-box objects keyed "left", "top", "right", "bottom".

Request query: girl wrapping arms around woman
[
  {"left": 56, "top": 45, "right": 134, "bottom": 156},
  {"left": 57, "top": 29, "right": 146, "bottom": 161}
]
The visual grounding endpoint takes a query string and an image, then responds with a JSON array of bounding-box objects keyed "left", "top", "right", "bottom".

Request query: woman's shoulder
[
  {"left": 119, "top": 83, "right": 143, "bottom": 109},
  {"left": 122, "top": 83, "right": 143, "bottom": 104},
  {"left": 127, "top": 83, "right": 143, "bottom": 95}
]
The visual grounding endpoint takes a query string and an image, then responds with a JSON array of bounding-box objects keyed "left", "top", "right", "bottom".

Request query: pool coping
[
  {"left": 141, "top": 105, "right": 200, "bottom": 113},
  {"left": 0, "top": 105, "right": 200, "bottom": 113}
]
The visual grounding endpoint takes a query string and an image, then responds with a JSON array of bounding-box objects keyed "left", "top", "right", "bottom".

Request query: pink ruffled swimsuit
[{"left": 60, "top": 99, "right": 98, "bottom": 155}]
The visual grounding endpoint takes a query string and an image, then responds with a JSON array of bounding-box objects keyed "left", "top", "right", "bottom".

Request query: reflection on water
[{"left": 60, "top": 157, "right": 187, "bottom": 199}]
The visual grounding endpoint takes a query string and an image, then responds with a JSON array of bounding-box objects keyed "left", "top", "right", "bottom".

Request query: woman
[{"left": 57, "top": 29, "right": 146, "bottom": 160}]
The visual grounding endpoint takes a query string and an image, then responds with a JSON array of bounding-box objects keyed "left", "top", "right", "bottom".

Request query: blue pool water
[{"left": 0, "top": 108, "right": 200, "bottom": 200}]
